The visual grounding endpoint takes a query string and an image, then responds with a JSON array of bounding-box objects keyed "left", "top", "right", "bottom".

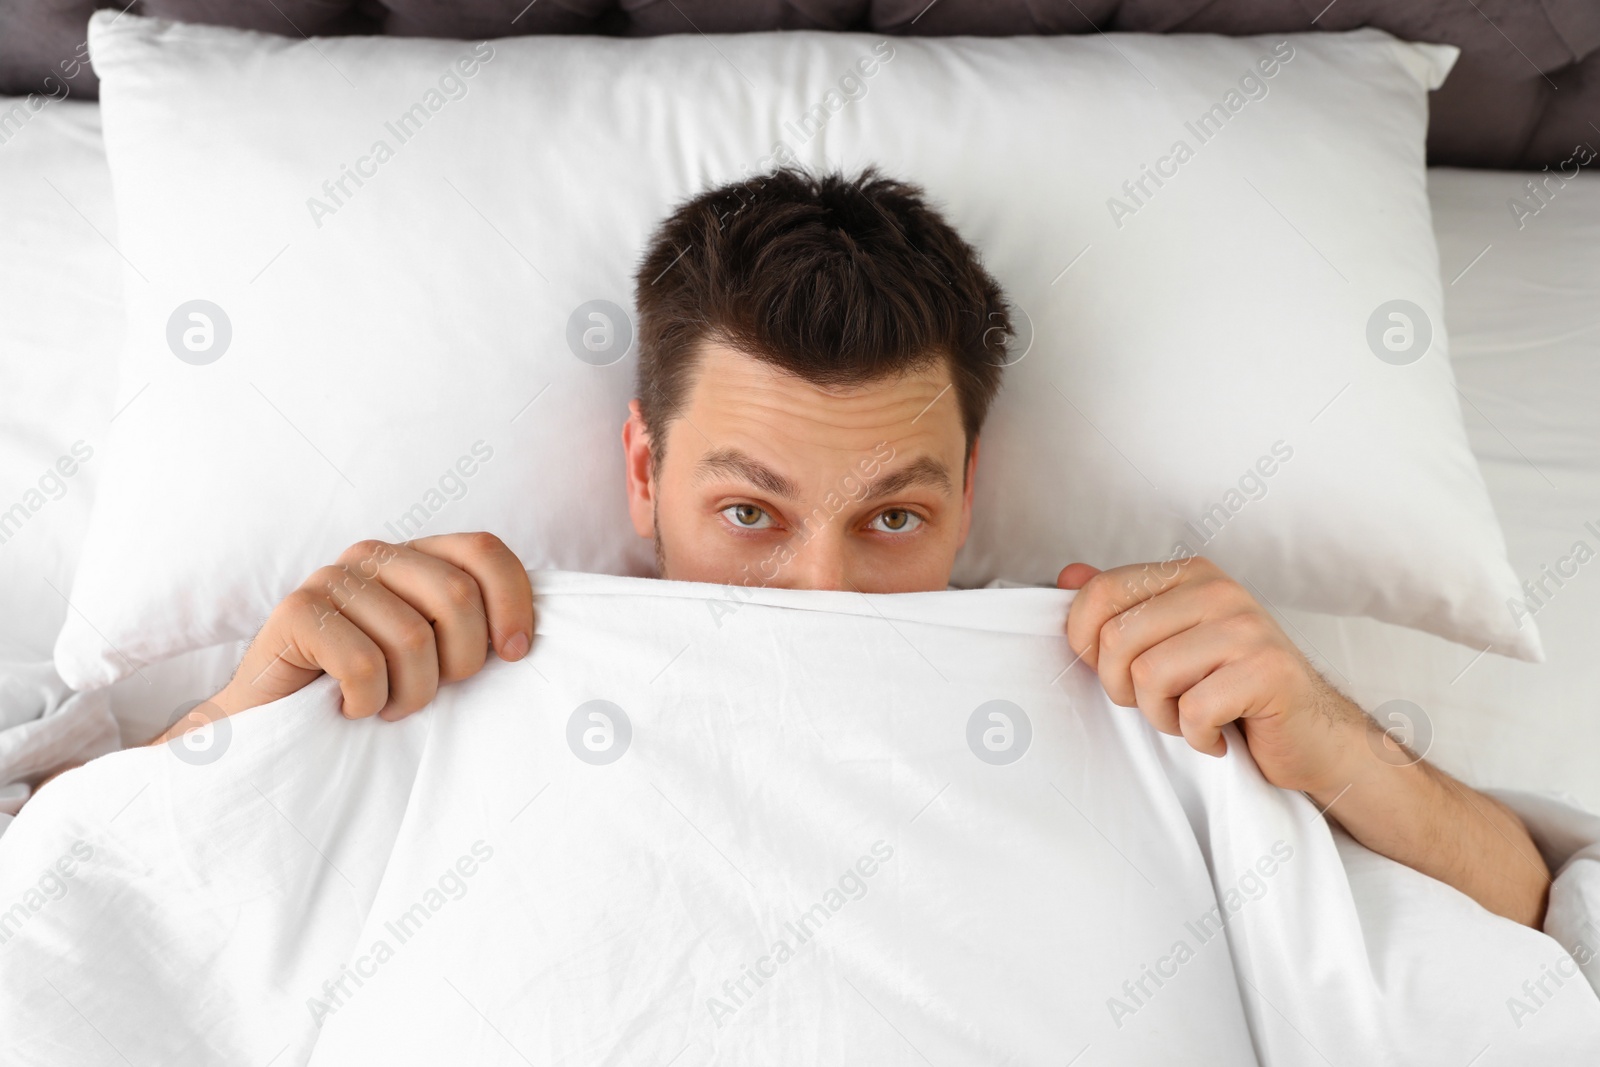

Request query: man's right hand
[{"left": 150, "top": 533, "right": 534, "bottom": 745}]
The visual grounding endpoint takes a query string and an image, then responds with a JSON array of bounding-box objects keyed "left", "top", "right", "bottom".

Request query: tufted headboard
[{"left": 2, "top": 0, "right": 1597, "bottom": 170}]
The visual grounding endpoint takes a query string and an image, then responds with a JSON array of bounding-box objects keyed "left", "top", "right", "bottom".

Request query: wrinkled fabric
[
  {"left": 0, "top": 659, "right": 119, "bottom": 838},
  {"left": 1, "top": 571, "right": 1596, "bottom": 1065}
]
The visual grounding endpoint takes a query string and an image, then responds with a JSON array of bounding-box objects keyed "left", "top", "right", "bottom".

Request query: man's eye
[
  {"left": 870, "top": 509, "right": 923, "bottom": 534},
  {"left": 722, "top": 504, "right": 774, "bottom": 530}
]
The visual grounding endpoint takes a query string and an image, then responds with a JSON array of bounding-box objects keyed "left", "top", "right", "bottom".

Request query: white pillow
[
  {"left": 0, "top": 99, "right": 126, "bottom": 816},
  {"left": 1276, "top": 168, "right": 1600, "bottom": 813},
  {"left": 58, "top": 13, "right": 1536, "bottom": 690},
  {"left": 0, "top": 99, "right": 120, "bottom": 663},
  {"left": 0, "top": 100, "right": 257, "bottom": 744}
]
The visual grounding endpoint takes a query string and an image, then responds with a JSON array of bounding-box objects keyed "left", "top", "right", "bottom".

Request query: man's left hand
[{"left": 1058, "top": 556, "right": 1365, "bottom": 796}]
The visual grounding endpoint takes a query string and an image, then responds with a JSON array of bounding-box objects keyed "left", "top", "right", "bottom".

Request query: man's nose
[{"left": 776, "top": 528, "right": 851, "bottom": 592}]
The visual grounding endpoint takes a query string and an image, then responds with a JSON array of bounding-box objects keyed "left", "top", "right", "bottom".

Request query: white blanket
[{"left": 2, "top": 572, "right": 1597, "bottom": 1065}]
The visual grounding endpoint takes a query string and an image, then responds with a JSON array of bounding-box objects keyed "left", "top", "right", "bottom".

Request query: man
[{"left": 152, "top": 166, "right": 1549, "bottom": 929}]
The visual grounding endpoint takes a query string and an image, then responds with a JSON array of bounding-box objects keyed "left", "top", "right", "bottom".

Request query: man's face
[{"left": 623, "top": 341, "right": 977, "bottom": 592}]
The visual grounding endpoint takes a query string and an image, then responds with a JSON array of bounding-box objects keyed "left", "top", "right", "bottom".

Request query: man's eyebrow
[
  {"left": 693, "top": 447, "right": 800, "bottom": 499},
  {"left": 862, "top": 456, "right": 953, "bottom": 498}
]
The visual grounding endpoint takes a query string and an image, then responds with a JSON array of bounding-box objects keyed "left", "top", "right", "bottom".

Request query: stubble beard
[{"left": 652, "top": 498, "right": 667, "bottom": 580}]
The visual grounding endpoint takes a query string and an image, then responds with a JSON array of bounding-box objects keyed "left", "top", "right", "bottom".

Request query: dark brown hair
[{"left": 632, "top": 165, "right": 1013, "bottom": 467}]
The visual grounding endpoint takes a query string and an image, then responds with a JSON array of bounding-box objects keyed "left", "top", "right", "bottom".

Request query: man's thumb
[{"left": 1056, "top": 562, "right": 1101, "bottom": 591}]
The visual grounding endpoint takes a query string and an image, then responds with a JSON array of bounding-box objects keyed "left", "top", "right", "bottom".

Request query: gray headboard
[{"left": 2, "top": 0, "right": 1597, "bottom": 170}]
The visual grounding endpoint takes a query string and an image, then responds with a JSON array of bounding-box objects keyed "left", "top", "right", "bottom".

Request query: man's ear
[
  {"left": 957, "top": 435, "right": 979, "bottom": 548},
  {"left": 622, "top": 399, "right": 657, "bottom": 540}
]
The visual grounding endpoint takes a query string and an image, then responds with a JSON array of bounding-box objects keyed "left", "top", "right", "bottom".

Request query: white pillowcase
[
  {"left": 1277, "top": 168, "right": 1600, "bottom": 814},
  {"left": 0, "top": 100, "right": 125, "bottom": 825},
  {"left": 0, "top": 99, "right": 120, "bottom": 664},
  {"left": 58, "top": 13, "right": 1536, "bottom": 690}
]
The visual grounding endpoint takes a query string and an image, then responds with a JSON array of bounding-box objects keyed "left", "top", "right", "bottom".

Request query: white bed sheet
[{"left": 3, "top": 572, "right": 1597, "bottom": 1065}]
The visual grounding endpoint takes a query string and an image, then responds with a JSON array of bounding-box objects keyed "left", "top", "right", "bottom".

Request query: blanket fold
[{"left": 1, "top": 572, "right": 1596, "bottom": 1065}]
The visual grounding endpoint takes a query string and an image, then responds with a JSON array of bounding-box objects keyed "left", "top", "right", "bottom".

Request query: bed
[{"left": 1, "top": 2, "right": 1598, "bottom": 1062}]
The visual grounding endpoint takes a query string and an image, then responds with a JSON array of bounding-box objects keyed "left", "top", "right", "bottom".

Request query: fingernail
[{"left": 504, "top": 630, "right": 530, "bottom": 660}]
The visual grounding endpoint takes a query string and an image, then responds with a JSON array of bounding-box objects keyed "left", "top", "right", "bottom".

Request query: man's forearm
[{"left": 1306, "top": 718, "right": 1550, "bottom": 928}]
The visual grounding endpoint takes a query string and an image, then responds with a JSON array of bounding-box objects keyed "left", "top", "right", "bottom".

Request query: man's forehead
[
  {"left": 661, "top": 343, "right": 966, "bottom": 498},
  {"left": 677, "top": 339, "right": 961, "bottom": 437}
]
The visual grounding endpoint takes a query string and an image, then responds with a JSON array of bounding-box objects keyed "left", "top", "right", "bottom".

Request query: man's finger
[
  {"left": 1123, "top": 618, "right": 1243, "bottom": 736},
  {"left": 308, "top": 567, "right": 443, "bottom": 721},
  {"left": 281, "top": 595, "right": 391, "bottom": 719},
  {"left": 1096, "top": 580, "right": 1251, "bottom": 706},
  {"left": 1064, "top": 556, "right": 1215, "bottom": 669},
  {"left": 1055, "top": 562, "right": 1101, "bottom": 591},
  {"left": 329, "top": 544, "right": 491, "bottom": 686},
  {"left": 1176, "top": 661, "right": 1267, "bottom": 758},
  {"left": 409, "top": 532, "right": 535, "bottom": 662}
]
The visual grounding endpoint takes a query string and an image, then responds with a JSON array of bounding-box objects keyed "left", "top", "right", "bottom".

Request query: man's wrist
[
  {"left": 1303, "top": 696, "right": 1443, "bottom": 814},
  {"left": 1299, "top": 700, "right": 1387, "bottom": 806}
]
